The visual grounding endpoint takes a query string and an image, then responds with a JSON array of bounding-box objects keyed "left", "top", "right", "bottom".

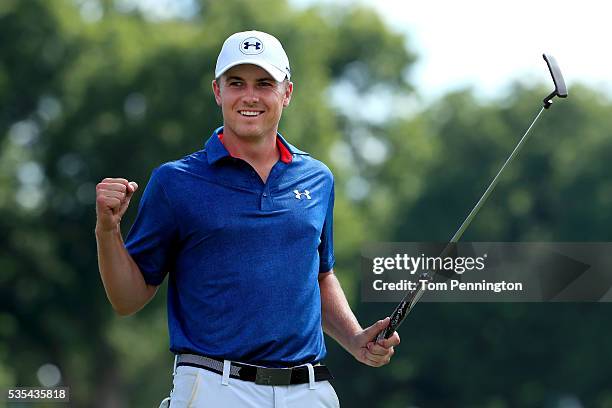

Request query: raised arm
[{"left": 95, "top": 178, "right": 157, "bottom": 316}]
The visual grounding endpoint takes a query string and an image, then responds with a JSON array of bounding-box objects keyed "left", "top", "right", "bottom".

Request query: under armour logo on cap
[
  {"left": 241, "top": 38, "right": 263, "bottom": 54},
  {"left": 294, "top": 190, "right": 311, "bottom": 200}
]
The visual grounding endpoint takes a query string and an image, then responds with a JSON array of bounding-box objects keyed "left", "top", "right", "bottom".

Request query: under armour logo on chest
[
  {"left": 294, "top": 190, "right": 311, "bottom": 200},
  {"left": 243, "top": 41, "right": 261, "bottom": 50}
]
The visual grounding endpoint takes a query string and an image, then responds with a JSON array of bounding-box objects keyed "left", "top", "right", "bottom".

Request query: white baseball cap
[{"left": 215, "top": 30, "right": 291, "bottom": 82}]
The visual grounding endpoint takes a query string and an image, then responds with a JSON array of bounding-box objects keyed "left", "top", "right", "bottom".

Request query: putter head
[{"left": 542, "top": 54, "right": 568, "bottom": 108}]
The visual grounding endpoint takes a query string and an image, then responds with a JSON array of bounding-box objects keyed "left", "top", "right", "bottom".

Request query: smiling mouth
[{"left": 239, "top": 110, "right": 263, "bottom": 117}]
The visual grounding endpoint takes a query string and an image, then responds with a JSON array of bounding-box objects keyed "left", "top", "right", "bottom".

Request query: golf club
[{"left": 376, "top": 53, "right": 568, "bottom": 341}]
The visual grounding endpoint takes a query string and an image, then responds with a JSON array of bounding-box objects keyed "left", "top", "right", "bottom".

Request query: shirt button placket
[{"left": 261, "top": 189, "right": 272, "bottom": 211}]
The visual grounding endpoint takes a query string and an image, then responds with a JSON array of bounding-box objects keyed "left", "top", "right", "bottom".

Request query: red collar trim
[
  {"left": 276, "top": 137, "right": 293, "bottom": 164},
  {"left": 218, "top": 133, "right": 293, "bottom": 164}
]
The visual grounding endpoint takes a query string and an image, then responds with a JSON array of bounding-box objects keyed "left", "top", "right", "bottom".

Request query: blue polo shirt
[{"left": 125, "top": 127, "right": 335, "bottom": 367}]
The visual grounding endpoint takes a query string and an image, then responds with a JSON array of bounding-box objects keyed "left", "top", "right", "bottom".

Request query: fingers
[
  {"left": 362, "top": 345, "right": 394, "bottom": 367},
  {"left": 375, "top": 331, "right": 401, "bottom": 349},
  {"left": 97, "top": 179, "right": 138, "bottom": 198},
  {"left": 98, "top": 189, "right": 126, "bottom": 200},
  {"left": 100, "top": 178, "right": 130, "bottom": 189},
  {"left": 97, "top": 184, "right": 127, "bottom": 207},
  {"left": 367, "top": 340, "right": 396, "bottom": 362},
  {"left": 367, "top": 341, "right": 390, "bottom": 356},
  {"left": 95, "top": 178, "right": 139, "bottom": 229},
  {"left": 356, "top": 317, "right": 400, "bottom": 368}
]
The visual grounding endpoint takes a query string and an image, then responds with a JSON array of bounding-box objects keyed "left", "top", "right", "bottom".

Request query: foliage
[{"left": 1, "top": 0, "right": 611, "bottom": 407}]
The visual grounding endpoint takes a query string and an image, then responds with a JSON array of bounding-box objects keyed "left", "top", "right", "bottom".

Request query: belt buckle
[{"left": 255, "top": 367, "right": 293, "bottom": 385}]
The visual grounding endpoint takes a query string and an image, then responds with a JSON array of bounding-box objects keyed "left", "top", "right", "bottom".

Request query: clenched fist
[{"left": 96, "top": 178, "right": 139, "bottom": 232}]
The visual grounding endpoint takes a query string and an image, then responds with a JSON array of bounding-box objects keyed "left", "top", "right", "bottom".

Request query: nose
[{"left": 242, "top": 84, "right": 259, "bottom": 105}]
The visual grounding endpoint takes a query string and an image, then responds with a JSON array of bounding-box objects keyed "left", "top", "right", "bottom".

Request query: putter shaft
[{"left": 377, "top": 106, "right": 547, "bottom": 341}]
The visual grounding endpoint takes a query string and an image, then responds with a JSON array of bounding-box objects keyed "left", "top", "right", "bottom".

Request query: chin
[{"left": 232, "top": 124, "right": 266, "bottom": 139}]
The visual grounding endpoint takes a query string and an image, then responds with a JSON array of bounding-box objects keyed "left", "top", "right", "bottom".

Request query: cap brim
[{"left": 215, "top": 60, "right": 287, "bottom": 82}]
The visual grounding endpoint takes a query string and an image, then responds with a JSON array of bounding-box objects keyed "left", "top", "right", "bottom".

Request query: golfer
[{"left": 95, "top": 30, "right": 400, "bottom": 407}]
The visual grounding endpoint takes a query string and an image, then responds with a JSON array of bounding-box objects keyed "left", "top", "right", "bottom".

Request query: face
[{"left": 212, "top": 64, "right": 293, "bottom": 140}]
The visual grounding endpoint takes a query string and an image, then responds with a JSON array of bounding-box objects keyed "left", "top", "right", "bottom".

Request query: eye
[
  {"left": 228, "top": 81, "right": 243, "bottom": 87},
  {"left": 258, "top": 81, "right": 274, "bottom": 87}
]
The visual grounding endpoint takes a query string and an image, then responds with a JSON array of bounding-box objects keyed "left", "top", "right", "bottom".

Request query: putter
[{"left": 376, "top": 54, "right": 568, "bottom": 341}]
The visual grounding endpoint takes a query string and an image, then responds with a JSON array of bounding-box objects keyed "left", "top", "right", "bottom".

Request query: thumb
[
  {"left": 115, "top": 181, "right": 138, "bottom": 218},
  {"left": 119, "top": 181, "right": 138, "bottom": 215},
  {"left": 364, "top": 317, "right": 390, "bottom": 338},
  {"left": 126, "top": 181, "right": 139, "bottom": 198}
]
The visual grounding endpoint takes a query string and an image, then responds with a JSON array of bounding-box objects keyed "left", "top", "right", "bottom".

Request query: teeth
[{"left": 240, "top": 111, "right": 261, "bottom": 116}]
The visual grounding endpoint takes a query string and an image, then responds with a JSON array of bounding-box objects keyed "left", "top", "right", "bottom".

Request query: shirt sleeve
[
  {"left": 125, "top": 167, "right": 179, "bottom": 285},
  {"left": 318, "top": 178, "right": 335, "bottom": 273}
]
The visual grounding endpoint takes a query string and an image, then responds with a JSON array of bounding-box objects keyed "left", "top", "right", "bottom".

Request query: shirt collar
[{"left": 204, "top": 126, "right": 308, "bottom": 165}]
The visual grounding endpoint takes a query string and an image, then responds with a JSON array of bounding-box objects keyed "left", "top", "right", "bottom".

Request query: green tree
[
  {"left": 346, "top": 83, "right": 612, "bottom": 407},
  {"left": 3, "top": 0, "right": 612, "bottom": 406},
  {"left": 0, "top": 0, "right": 413, "bottom": 406}
]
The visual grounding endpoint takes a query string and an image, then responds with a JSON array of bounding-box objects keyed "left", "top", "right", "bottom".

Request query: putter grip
[
  {"left": 376, "top": 325, "right": 394, "bottom": 341},
  {"left": 375, "top": 301, "right": 408, "bottom": 341}
]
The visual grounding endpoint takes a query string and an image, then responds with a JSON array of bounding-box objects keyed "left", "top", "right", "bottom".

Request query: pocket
[
  {"left": 170, "top": 366, "right": 201, "bottom": 408},
  {"left": 321, "top": 381, "right": 340, "bottom": 408}
]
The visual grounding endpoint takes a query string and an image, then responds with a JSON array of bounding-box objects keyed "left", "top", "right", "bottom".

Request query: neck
[{"left": 221, "top": 128, "right": 279, "bottom": 166}]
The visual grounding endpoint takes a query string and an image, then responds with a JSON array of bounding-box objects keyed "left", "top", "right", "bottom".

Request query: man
[{"left": 95, "top": 30, "right": 400, "bottom": 407}]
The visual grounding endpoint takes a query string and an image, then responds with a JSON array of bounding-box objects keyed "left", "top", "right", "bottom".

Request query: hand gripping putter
[{"left": 376, "top": 54, "right": 568, "bottom": 341}]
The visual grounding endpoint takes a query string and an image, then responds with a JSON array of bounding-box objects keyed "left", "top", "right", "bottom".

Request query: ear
[
  {"left": 282, "top": 81, "right": 293, "bottom": 108},
  {"left": 212, "top": 79, "right": 222, "bottom": 106}
]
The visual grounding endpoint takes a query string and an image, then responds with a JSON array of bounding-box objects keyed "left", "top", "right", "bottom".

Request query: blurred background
[{"left": 2, "top": 0, "right": 612, "bottom": 407}]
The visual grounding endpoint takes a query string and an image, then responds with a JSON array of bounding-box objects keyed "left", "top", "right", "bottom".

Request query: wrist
[
  {"left": 343, "top": 327, "right": 364, "bottom": 354},
  {"left": 95, "top": 223, "right": 121, "bottom": 236}
]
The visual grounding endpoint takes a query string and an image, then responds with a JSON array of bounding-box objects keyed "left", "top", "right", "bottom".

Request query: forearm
[
  {"left": 95, "top": 226, "right": 156, "bottom": 316},
  {"left": 319, "top": 270, "right": 362, "bottom": 354}
]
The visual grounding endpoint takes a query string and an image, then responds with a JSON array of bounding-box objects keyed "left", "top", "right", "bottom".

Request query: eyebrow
[{"left": 225, "top": 76, "right": 276, "bottom": 83}]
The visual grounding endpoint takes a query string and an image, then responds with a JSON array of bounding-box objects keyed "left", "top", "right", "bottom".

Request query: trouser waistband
[{"left": 176, "top": 353, "right": 334, "bottom": 386}]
